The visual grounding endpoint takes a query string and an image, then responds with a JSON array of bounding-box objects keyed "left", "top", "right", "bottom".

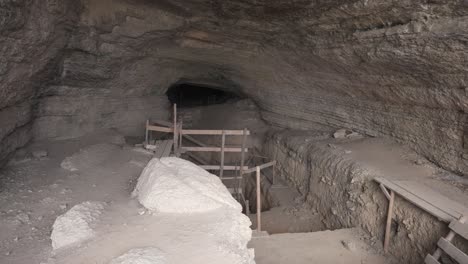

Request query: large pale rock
[
  {"left": 109, "top": 247, "right": 167, "bottom": 264},
  {"left": 132, "top": 157, "right": 241, "bottom": 213},
  {"left": 51, "top": 201, "right": 106, "bottom": 250}
]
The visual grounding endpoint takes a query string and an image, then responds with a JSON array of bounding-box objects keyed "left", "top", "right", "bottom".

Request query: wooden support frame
[
  {"left": 243, "top": 161, "right": 276, "bottom": 174},
  {"left": 379, "top": 183, "right": 395, "bottom": 254},
  {"left": 425, "top": 216, "right": 468, "bottom": 264}
]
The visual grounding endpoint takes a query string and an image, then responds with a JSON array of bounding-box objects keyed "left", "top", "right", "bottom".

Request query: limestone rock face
[
  {"left": 2, "top": 0, "right": 468, "bottom": 176},
  {"left": 0, "top": 0, "right": 80, "bottom": 165}
]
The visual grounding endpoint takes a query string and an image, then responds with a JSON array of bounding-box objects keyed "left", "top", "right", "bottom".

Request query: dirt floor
[
  {"left": 0, "top": 127, "right": 391, "bottom": 264},
  {"left": 249, "top": 228, "right": 389, "bottom": 264},
  {"left": 0, "top": 130, "right": 153, "bottom": 263},
  {"left": 249, "top": 183, "right": 326, "bottom": 234}
]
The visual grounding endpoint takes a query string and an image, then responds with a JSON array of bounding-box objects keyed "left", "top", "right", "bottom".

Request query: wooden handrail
[
  {"left": 242, "top": 161, "right": 276, "bottom": 174},
  {"left": 181, "top": 129, "right": 250, "bottom": 136},
  {"left": 181, "top": 146, "right": 248, "bottom": 153}
]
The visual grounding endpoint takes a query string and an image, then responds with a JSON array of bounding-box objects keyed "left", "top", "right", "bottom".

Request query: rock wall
[
  {"left": 262, "top": 130, "right": 468, "bottom": 263},
  {"left": 0, "top": 0, "right": 79, "bottom": 165},
  {"left": 2, "top": 0, "right": 468, "bottom": 176}
]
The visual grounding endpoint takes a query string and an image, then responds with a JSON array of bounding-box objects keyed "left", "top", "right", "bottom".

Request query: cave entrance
[{"left": 166, "top": 83, "right": 242, "bottom": 108}]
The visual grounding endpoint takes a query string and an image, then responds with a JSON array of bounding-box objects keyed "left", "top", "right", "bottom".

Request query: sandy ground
[
  {"left": 0, "top": 131, "right": 153, "bottom": 264},
  {"left": 337, "top": 137, "right": 468, "bottom": 206},
  {"left": 249, "top": 184, "right": 326, "bottom": 234},
  {"left": 249, "top": 228, "right": 389, "bottom": 264},
  {"left": 0, "top": 115, "right": 398, "bottom": 264}
]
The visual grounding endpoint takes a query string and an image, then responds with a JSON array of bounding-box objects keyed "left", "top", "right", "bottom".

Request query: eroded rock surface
[
  {"left": 1, "top": 0, "right": 468, "bottom": 177},
  {"left": 0, "top": 0, "right": 79, "bottom": 165}
]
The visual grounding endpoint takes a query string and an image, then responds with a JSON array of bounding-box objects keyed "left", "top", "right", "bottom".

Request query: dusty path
[{"left": 249, "top": 228, "right": 389, "bottom": 264}]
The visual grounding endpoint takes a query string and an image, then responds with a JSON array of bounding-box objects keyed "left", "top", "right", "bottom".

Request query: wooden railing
[
  {"left": 242, "top": 161, "right": 276, "bottom": 232},
  {"left": 145, "top": 104, "right": 249, "bottom": 178},
  {"left": 145, "top": 105, "right": 277, "bottom": 230}
]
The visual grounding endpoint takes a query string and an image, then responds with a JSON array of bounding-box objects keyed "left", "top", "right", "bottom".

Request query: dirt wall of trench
[{"left": 262, "top": 130, "right": 467, "bottom": 264}]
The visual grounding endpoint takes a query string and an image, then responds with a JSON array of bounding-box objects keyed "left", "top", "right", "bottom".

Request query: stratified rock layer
[
  {"left": 0, "top": 0, "right": 79, "bottom": 164},
  {"left": 1, "top": 0, "right": 468, "bottom": 176}
]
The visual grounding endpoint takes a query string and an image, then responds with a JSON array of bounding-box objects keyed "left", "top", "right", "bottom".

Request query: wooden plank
[
  {"left": 152, "top": 140, "right": 173, "bottom": 158},
  {"left": 152, "top": 119, "right": 172, "bottom": 127},
  {"left": 220, "top": 130, "right": 226, "bottom": 178},
  {"left": 200, "top": 165, "right": 249, "bottom": 171},
  {"left": 179, "top": 120, "right": 184, "bottom": 148},
  {"left": 256, "top": 166, "right": 261, "bottom": 232},
  {"left": 449, "top": 220, "right": 468, "bottom": 240},
  {"left": 220, "top": 176, "right": 245, "bottom": 180},
  {"left": 384, "top": 190, "right": 395, "bottom": 253},
  {"left": 243, "top": 161, "right": 277, "bottom": 174},
  {"left": 240, "top": 128, "right": 247, "bottom": 176},
  {"left": 173, "top": 104, "right": 178, "bottom": 155},
  {"left": 397, "top": 181, "right": 468, "bottom": 219},
  {"left": 161, "top": 140, "right": 173, "bottom": 157},
  {"left": 181, "top": 146, "right": 247, "bottom": 153},
  {"left": 375, "top": 178, "right": 453, "bottom": 222},
  {"left": 437, "top": 238, "right": 468, "bottom": 264},
  {"left": 147, "top": 125, "right": 173, "bottom": 133},
  {"left": 145, "top": 120, "right": 149, "bottom": 145},
  {"left": 181, "top": 129, "right": 250, "bottom": 136},
  {"left": 424, "top": 255, "right": 441, "bottom": 264}
]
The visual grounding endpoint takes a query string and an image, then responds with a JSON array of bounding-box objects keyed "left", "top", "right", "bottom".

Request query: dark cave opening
[{"left": 166, "top": 83, "right": 241, "bottom": 108}]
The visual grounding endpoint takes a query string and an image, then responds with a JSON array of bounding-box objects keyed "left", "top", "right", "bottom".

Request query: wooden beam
[
  {"left": 424, "top": 255, "right": 440, "bottom": 264},
  {"left": 147, "top": 125, "right": 173, "bottom": 133},
  {"left": 173, "top": 104, "right": 178, "bottom": 155},
  {"left": 181, "top": 129, "right": 250, "bottom": 136},
  {"left": 200, "top": 165, "right": 249, "bottom": 171},
  {"left": 220, "top": 130, "right": 226, "bottom": 178},
  {"left": 243, "top": 161, "right": 276, "bottom": 174},
  {"left": 433, "top": 216, "right": 467, "bottom": 260},
  {"left": 145, "top": 120, "right": 149, "bottom": 145},
  {"left": 375, "top": 178, "right": 453, "bottom": 222},
  {"left": 181, "top": 146, "right": 247, "bottom": 153},
  {"left": 152, "top": 119, "right": 172, "bottom": 127},
  {"left": 384, "top": 190, "right": 395, "bottom": 253},
  {"left": 449, "top": 219, "right": 468, "bottom": 240},
  {"left": 256, "top": 166, "right": 261, "bottom": 232},
  {"left": 240, "top": 128, "right": 247, "bottom": 176},
  {"left": 437, "top": 238, "right": 468, "bottom": 264}
]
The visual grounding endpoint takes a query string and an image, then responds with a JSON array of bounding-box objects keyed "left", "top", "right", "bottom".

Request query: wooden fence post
[
  {"left": 256, "top": 166, "right": 261, "bottom": 232},
  {"left": 220, "top": 130, "right": 226, "bottom": 178},
  {"left": 173, "top": 104, "right": 178, "bottom": 154},
  {"left": 145, "top": 120, "right": 149, "bottom": 146},
  {"left": 384, "top": 190, "right": 395, "bottom": 253}
]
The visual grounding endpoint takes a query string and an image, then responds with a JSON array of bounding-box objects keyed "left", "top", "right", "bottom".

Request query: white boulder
[
  {"left": 109, "top": 247, "right": 167, "bottom": 264},
  {"left": 132, "top": 157, "right": 241, "bottom": 214},
  {"left": 51, "top": 201, "right": 105, "bottom": 250}
]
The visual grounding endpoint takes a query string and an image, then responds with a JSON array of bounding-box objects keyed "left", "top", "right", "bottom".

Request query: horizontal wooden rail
[
  {"left": 181, "top": 146, "right": 248, "bottom": 153},
  {"left": 146, "top": 125, "right": 250, "bottom": 137},
  {"left": 147, "top": 125, "right": 173, "bottom": 133},
  {"left": 243, "top": 161, "right": 276, "bottom": 174},
  {"left": 152, "top": 119, "right": 173, "bottom": 127},
  {"left": 200, "top": 165, "right": 249, "bottom": 171},
  {"left": 181, "top": 129, "right": 250, "bottom": 136}
]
